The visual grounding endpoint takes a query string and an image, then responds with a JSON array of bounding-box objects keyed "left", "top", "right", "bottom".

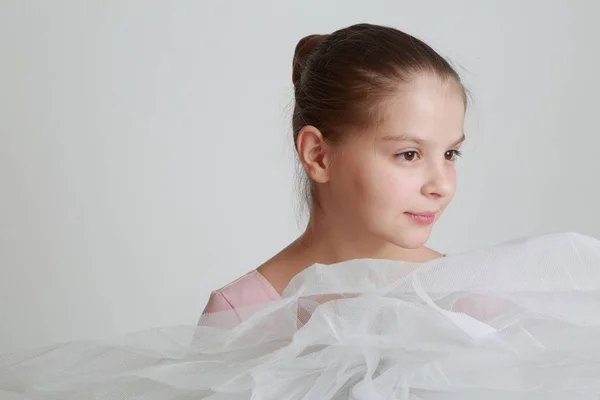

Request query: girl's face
[{"left": 326, "top": 74, "right": 466, "bottom": 249}]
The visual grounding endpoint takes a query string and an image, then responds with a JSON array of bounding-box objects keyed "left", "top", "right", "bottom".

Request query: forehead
[{"left": 372, "top": 74, "right": 466, "bottom": 142}]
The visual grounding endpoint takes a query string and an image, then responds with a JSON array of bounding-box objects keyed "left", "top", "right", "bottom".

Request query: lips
[
  {"left": 404, "top": 211, "right": 437, "bottom": 225},
  {"left": 406, "top": 211, "right": 436, "bottom": 218}
]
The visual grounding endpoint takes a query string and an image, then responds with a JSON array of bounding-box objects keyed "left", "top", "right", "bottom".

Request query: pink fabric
[
  {"left": 201, "top": 256, "right": 447, "bottom": 323},
  {"left": 202, "top": 270, "right": 281, "bottom": 317}
]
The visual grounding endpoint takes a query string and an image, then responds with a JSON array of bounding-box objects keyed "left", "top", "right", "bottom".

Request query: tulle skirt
[{"left": 2, "top": 232, "right": 600, "bottom": 399}]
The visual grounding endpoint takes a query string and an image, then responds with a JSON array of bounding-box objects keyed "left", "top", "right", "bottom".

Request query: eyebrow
[{"left": 380, "top": 133, "right": 466, "bottom": 147}]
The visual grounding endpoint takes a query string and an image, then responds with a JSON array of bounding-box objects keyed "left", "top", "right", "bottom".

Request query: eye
[
  {"left": 445, "top": 150, "right": 463, "bottom": 161},
  {"left": 396, "top": 151, "right": 419, "bottom": 161}
]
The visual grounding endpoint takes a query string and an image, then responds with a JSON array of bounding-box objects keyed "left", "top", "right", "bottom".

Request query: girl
[
  {"left": 5, "top": 23, "right": 600, "bottom": 400},
  {"left": 202, "top": 23, "right": 466, "bottom": 318}
]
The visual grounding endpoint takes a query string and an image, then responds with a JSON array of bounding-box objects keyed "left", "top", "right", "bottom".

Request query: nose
[{"left": 420, "top": 161, "right": 455, "bottom": 199}]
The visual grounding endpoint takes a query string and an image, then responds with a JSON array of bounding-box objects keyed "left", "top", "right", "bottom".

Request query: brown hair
[{"left": 292, "top": 23, "right": 466, "bottom": 207}]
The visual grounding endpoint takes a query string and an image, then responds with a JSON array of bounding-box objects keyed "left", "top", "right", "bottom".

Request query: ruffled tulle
[{"left": 2, "top": 232, "right": 600, "bottom": 399}]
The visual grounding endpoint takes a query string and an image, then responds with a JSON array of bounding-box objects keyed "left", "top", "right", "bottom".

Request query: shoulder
[
  {"left": 201, "top": 270, "right": 280, "bottom": 316},
  {"left": 422, "top": 247, "right": 446, "bottom": 260},
  {"left": 255, "top": 241, "right": 313, "bottom": 294}
]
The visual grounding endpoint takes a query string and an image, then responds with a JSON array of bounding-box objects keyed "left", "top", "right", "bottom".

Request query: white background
[{"left": 1, "top": 1, "right": 598, "bottom": 353}]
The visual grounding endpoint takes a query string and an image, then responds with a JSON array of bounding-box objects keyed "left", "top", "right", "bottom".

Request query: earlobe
[{"left": 296, "top": 126, "right": 331, "bottom": 184}]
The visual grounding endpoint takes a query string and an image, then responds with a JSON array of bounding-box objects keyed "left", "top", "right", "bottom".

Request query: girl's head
[{"left": 292, "top": 23, "right": 466, "bottom": 250}]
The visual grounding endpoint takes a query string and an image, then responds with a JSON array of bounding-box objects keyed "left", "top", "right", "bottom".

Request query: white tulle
[{"left": 2, "top": 232, "right": 600, "bottom": 399}]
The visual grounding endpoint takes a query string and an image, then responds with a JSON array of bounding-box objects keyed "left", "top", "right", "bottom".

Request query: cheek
[{"left": 353, "top": 162, "right": 421, "bottom": 207}]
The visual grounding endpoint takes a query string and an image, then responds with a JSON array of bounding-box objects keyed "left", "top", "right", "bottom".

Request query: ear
[{"left": 296, "top": 125, "right": 333, "bottom": 184}]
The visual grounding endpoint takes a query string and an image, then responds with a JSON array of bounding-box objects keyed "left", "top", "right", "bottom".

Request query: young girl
[
  {"left": 5, "top": 23, "right": 600, "bottom": 400},
  {"left": 202, "top": 23, "right": 466, "bottom": 319}
]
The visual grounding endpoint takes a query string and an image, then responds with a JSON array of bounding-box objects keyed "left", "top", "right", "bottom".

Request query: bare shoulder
[
  {"left": 403, "top": 246, "right": 445, "bottom": 262},
  {"left": 256, "top": 245, "right": 310, "bottom": 295},
  {"left": 423, "top": 247, "right": 445, "bottom": 260}
]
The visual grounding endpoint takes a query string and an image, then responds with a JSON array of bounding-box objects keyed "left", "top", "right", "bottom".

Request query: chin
[{"left": 387, "top": 227, "right": 433, "bottom": 250}]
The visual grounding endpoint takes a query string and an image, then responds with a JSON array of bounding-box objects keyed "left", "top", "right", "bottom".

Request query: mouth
[{"left": 404, "top": 211, "right": 437, "bottom": 225}]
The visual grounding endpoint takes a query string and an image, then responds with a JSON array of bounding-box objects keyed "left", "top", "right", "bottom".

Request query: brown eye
[
  {"left": 397, "top": 151, "right": 418, "bottom": 161},
  {"left": 445, "top": 150, "right": 463, "bottom": 161}
]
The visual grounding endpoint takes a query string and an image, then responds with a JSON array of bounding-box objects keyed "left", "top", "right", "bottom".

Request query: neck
[{"left": 297, "top": 206, "right": 427, "bottom": 265}]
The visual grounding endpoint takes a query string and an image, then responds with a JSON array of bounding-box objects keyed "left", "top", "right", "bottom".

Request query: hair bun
[{"left": 292, "top": 34, "right": 327, "bottom": 86}]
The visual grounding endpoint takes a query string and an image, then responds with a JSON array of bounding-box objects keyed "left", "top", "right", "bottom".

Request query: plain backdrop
[{"left": 0, "top": 0, "right": 598, "bottom": 353}]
